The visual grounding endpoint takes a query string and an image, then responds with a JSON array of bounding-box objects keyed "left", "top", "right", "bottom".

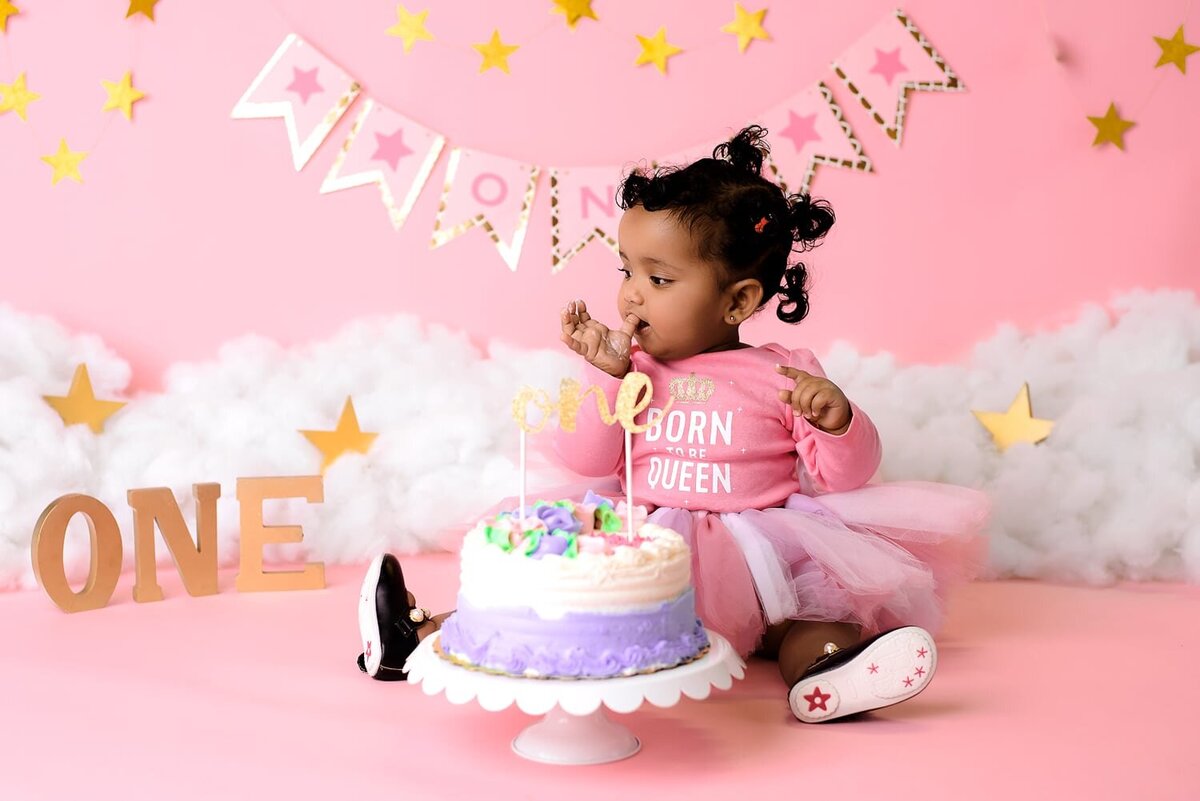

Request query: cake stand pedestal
[{"left": 404, "top": 630, "right": 744, "bottom": 765}]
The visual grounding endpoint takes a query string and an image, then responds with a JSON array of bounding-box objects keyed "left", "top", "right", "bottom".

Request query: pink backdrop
[{"left": 1, "top": 0, "right": 1196, "bottom": 390}]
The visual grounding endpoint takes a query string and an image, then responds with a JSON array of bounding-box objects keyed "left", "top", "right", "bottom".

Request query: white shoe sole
[
  {"left": 789, "top": 626, "right": 937, "bottom": 723},
  {"left": 358, "top": 554, "right": 386, "bottom": 677}
]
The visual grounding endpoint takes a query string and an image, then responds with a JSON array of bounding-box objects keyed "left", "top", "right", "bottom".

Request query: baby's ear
[{"left": 730, "top": 278, "right": 764, "bottom": 313}]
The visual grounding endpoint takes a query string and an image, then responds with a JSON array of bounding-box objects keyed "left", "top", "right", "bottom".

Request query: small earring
[{"left": 728, "top": 315, "right": 737, "bottom": 323}]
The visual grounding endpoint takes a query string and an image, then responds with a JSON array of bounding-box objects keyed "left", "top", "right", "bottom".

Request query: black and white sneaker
[
  {"left": 356, "top": 553, "right": 426, "bottom": 681},
  {"left": 788, "top": 626, "right": 937, "bottom": 723}
]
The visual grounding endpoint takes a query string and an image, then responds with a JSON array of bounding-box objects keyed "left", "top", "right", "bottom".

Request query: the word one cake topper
[{"left": 511, "top": 372, "right": 671, "bottom": 540}]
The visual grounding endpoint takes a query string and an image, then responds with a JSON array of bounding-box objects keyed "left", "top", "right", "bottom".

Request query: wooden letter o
[{"left": 31, "top": 494, "right": 123, "bottom": 613}]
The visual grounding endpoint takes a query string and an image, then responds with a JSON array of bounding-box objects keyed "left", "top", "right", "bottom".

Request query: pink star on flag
[
  {"left": 286, "top": 67, "right": 323, "bottom": 104},
  {"left": 869, "top": 47, "right": 907, "bottom": 85},
  {"left": 371, "top": 128, "right": 414, "bottom": 171},
  {"left": 780, "top": 111, "right": 821, "bottom": 153}
]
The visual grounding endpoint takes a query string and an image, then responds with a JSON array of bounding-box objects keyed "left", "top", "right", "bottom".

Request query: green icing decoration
[
  {"left": 596, "top": 506, "right": 622, "bottom": 533},
  {"left": 521, "top": 530, "right": 543, "bottom": 556},
  {"left": 485, "top": 523, "right": 513, "bottom": 552},
  {"left": 564, "top": 534, "right": 579, "bottom": 559}
]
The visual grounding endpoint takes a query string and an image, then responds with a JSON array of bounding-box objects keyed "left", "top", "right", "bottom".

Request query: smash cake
[{"left": 436, "top": 492, "right": 710, "bottom": 679}]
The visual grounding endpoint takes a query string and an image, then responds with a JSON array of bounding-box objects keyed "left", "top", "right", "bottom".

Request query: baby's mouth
[{"left": 635, "top": 320, "right": 650, "bottom": 336}]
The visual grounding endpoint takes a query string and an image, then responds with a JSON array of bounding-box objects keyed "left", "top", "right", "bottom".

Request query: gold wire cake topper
[
  {"left": 510, "top": 372, "right": 672, "bottom": 434},
  {"left": 509, "top": 372, "right": 671, "bottom": 542}
]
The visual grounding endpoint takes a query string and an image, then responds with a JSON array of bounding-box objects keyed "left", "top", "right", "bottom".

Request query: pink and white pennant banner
[
  {"left": 548, "top": 167, "right": 622, "bottom": 273},
  {"left": 320, "top": 100, "right": 445, "bottom": 231},
  {"left": 759, "top": 82, "right": 871, "bottom": 195},
  {"left": 234, "top": 9, "right": 965, "bottom": 270},
  {"left": 831, "top": 9, "right": 963, "bottom": 146},
  {"left": 231, "top": 34, "right": 361, "bottom": 170},
  {"left": 430, "top": 148, "right": 540, "bottom": 271}
]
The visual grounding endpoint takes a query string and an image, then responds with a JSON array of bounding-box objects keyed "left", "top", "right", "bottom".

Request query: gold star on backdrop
[
  {"left": 385, "top": 4, "right": 434, "bottom": 53},
  {"left": 551, "top": 0, "right": 598, "bottom": 30},
  {"left": 0, "top": 72, "right": 40, "bottom": 120},
  {"left": 0, "top": 0, "right": 20, "bottom": 33},
  {"left": 721, "top": 3, "right": 770, "bottom": 52},
  {"left": 1087, "top": 103, "right": 1135, "bottom": 150},
  {"left": 43, "top": 365, "right": 127, "bottom": 433},
  {"left": 473, "top": 29, "right": 519, "bottom": 74},
  {"left": 1154, "top": 25, "right": 1199, "bottom": 74},
  {"left": 635, "top": 27, "right": 682, "bottom": 74},
  {"left": 41, "top": 139, "right": 87, "bottom": 185},
  {"left": 101, "top": 71, "right": 146, "bottom": 120},
  {"left": 972, "top": 383, "right": 1055, "bottom": 452},
  {"left": 300, "top": 397, "right": 378, "bottom": 471},
  {"left": 125, "top": 0, "right": 158, "bottom": 21}
]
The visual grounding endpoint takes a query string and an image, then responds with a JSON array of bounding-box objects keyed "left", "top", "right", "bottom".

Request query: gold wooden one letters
[{"left": 31, "top": 476, "right": 326, "bottom": 613}]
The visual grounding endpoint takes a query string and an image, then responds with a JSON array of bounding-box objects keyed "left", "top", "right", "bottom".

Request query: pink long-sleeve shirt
[{"left": 552, "top": 344, "right": 882, "bottom": 513}]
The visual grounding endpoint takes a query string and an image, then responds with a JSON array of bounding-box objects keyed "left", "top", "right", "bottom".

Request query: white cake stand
[{"left": 404, "top": 630, "right": 744, "bottom": 765}]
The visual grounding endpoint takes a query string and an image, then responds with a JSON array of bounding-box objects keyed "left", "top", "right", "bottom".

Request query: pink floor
[{"left": 2, "top": 555, "right": 1198, "bottom": 800}]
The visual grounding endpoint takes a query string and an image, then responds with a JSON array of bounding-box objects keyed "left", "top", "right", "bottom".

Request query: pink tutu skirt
[{"left": 468, "top": 480, "right": 989, "bottom": 658}]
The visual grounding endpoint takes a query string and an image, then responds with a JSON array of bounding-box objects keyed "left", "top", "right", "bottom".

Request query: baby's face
[{"left": 615, "top": 206, "right": 734, "bottom": 361}]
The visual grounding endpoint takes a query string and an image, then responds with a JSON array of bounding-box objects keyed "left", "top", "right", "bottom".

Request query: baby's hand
[
  {"left": 560, "top": 300, "right": 639, "bottom": 379},
  {"left": 775, "top": 365, "right": 852, "bottom": 435}
]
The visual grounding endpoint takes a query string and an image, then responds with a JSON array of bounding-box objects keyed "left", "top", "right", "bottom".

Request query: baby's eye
[
  {"left": 617, "top": 267, "right": 631, "bottom": 279},
  {"left": 650, "top": 276, "right": 672, "bottom": 286}
]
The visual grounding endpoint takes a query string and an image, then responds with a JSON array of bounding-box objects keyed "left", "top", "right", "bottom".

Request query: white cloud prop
[{"left": 2, "top": 289, "right": 1197, "bottom": 592}]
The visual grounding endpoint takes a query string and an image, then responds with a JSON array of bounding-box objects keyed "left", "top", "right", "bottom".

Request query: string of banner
[{"left": 231, "top": 8, "right": 962, "bottom": 273}]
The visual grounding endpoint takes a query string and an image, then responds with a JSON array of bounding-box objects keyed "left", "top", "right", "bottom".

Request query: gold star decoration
[
  {"left": 1154, "top": 25, "right": 1200, "bottom": 74},
  {"left": 385, "top": 4, "right": 434, "bottom": 53},
  {"left": 721, "top": 3, "right": 770, "bottom": 53},
  {"left": 972, "top": 383, "right": 1055, "bottom": 452},
  {"left": 473, "top": 29, "right": 519, "bottom": 74},
  {"left": 0, "top": 71, "right": 40, "bottom": 120},
  {"left": 41, "top": 139, "right": 88, "bottom": 185},
  {"left": 551, "top": 0, "right": 598, "bottom": 30},
  {"left": 101, "top": 71, "right": 146, "bottom": 120},
  {"left": 300, "top": 397, "right": 379, "bottom": 471},
  {"left": 1087, "top": 103, "right": 1135, "bottom": 150},
  {"left": 43, "top": 365, "right": 127, "bottom": 433},
  {"left": 0, "top": 0, "right": 20, "bottom": 33},
  {"left": 125, "top": 0, "right": 158, "bottom": 21},
  {"left": 635, "top": 27, "right": 683, "bottom": 74}
]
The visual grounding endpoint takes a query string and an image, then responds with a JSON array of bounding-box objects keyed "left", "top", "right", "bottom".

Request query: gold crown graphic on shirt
[{"left": 668, "top": 374, "right": 715, "bottom": 404}]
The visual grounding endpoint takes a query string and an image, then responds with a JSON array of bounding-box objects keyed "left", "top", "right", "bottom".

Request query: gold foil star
[
  {"left": 0, "top": 0, "right": 20, "bottom": 33},
  {"left": 972, "top": 383, "right": 1054, "bottom": 452},
  {"left": 721, "top": 3, "right": 770, "bottom": 53},
  {"left": 300, "top": 397, "right": 378, "bottom": 471},
  {"left": 41, "top": 139, "right": 88, "bottom": 185},
  {"left": 385, "top": 4, "right": 434, "bottom": 53},
  {"left": 473, "top": 29, "right": 519, "bottom": 74},
  {"left": 1087, "top": 103, "right": 1135, "bottom": 150},
  {"left": 551, "top": 0, "right": 598, "bottom": 30},
  {"left": 125, "top": 0, "right": 158, "bottom": 20},
  {"left": 0, "top": 71, "right": 40, "bottom": 120},
  {"left": 102, "top": 71, "right": 146, "bottom": 120},
  {"left": 635, "top": 27, "right": 682, "bottom": 73},
  {"left": 43, "top": 365, "right": 127, "bottom": 433},
  {"left": 1154, "top": 25, "right": 1200, "bottom": 74}
]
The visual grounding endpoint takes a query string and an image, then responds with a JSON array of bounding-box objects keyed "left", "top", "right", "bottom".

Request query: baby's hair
[{"left": 617, "top": 125, "right": 835, "bottom": 324}]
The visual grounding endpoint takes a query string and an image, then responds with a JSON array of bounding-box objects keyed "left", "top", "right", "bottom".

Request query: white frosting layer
[{"left": 458, "top": 522, "right": 691, "bottom": 617}]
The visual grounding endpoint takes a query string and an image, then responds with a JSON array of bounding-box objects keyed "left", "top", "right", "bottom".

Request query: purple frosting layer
[{"left": 439, "top": 589, "right": 709, "bottom": 678}]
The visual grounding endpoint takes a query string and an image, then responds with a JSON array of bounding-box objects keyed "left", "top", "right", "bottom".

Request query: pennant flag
[
  {"left": 831, "top": 9, "right": 963, "bottom": 146},
  {"left": 320, "top": 99, "right": 445, "bottom": 230},
  {"left": 232, "top": 33, "right": 362, "bottom": 170},
  {"left": 548, "top": 166, "right": 621, "bottom": 272},
  {"left": 758, "top": 81, "right": 871, "bottom": 194},
  {"left": 431, "top": 149, "right": 540, "bottom": 271}
]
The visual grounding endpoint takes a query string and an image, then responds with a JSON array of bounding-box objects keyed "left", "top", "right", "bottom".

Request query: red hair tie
[{"left": 754, "top": 216, "right": 769, "bottom": 233}]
